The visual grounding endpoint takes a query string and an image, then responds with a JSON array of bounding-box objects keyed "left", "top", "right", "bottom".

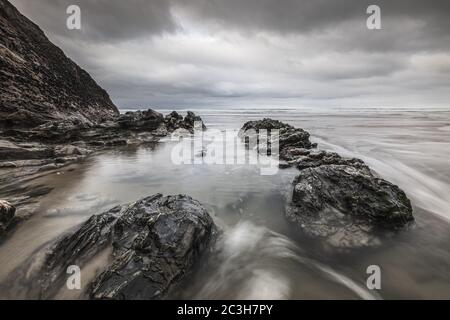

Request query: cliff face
[{"left": 0, "top": 0, "right": 119, "bottom": 128}]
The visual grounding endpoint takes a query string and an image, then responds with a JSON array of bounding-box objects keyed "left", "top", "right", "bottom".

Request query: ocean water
[{"left": 0, "top": 107, "right": 449, "bottom": 299}]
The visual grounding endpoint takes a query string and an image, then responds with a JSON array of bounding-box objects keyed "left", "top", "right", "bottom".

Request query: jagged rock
[
  {"left": 164, "top": 111, "right": 206, "bottom": 133},
  {"left": 6, "top": 194, "right": 217, "bottom": 299},
  {"left": 165, "top": 111, "right": 184, "bottom": 130},
  {"left": 0, "top": 0, "right": 119, "bottom": 128},
  {"left": 286, "top": 165, "right": 414, "bottom": 249},
  {"left": 0, "top": 200, "right": 15, "bottom": 235},
  {"left": 117, "top": 109, "right": 164, "bottom": 131},
  {"left": 184, "top": 111, "right": 207, "bottom": 132}
]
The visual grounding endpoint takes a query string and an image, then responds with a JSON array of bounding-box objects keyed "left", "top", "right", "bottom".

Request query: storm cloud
[{"left": 9, "top": 0, "right": 450, "bottom": 109}]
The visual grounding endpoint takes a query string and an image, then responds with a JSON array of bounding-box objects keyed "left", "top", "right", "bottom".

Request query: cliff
[{"left": 0, "top": 0, "right": 119, "bottom": 128}]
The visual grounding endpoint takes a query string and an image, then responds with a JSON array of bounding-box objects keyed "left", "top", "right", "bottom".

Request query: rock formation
[
  {"left": 240, "top": 119, "right": 414, "bottom": 249},
  {"left": 5, "top": 194, "right": 218, "bottom": 299}
]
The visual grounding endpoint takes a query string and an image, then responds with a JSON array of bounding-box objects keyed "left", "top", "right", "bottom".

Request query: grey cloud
[
  {"left": 10, "top": 0, "right": 178, "bottom": 41},
  {"left": 178, "top": 0, "right": 450, "bottom": 52}
]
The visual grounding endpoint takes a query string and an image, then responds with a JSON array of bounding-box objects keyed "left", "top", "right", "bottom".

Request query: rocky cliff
[{"left": 0, "top": 0, "right": 119, "bottom": 128}]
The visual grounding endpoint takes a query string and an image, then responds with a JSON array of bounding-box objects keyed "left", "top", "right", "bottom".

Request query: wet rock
[
  {"left": 7, "top": 194, "right": 217, "bottom": 299},
  {"left": 0, "top": 200, "right": 15, "bottom": 235},
  {"left": 240, "top": 118, "right": 317, "bottom": 153},
  {"left": 164, "top": 111, "right": 206, "bottom": 133},
  {"left": 184, "top": 111, "right": 207, "bottom": 132},
  {"left": 280, "top": 147, "right": 369, "bottom": 171},
  {"left": 165, "top": 111, "right": 184, "bottom": 130},
  {"left": 240, "top": 118, "right": 414, "bottom": 249},
  {"left": 286, "top": 165, "right": 414, "bottom": 249},
  {"left": 0, "top": 139, "right": 54, "bottom": 160},
  {"left": 117, "top": 109, "right": 164, "bottom": 131}
]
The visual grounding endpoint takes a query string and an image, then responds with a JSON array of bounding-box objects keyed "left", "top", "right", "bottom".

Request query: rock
[
  {"left": 0, "top": 139, "right": 54, "bottom": 160},
  {"left": 280, "top": 147, "right": 369, "bottom": 171},
  {"left": 184, "top": 111, "right": 207, "bottom": 132},
  {"left": 286, "top": 165, "right": 414, "bottom": 249},
  {"left": 164, "top": 111, "right": 184, "bottom": 130},
  {"left": 164, "top": 111, "right": 206, "bottom": 133},
  {"left": 0, "top": 200, "right": 15, "bottom": 235},
  {"left": 239, "top": 118, "right": 414, "bottom": 249},
  {"left": 55, "top": 145, "right": 90, "bottom": 157},
  {"left": 0, "top": 0, "right": 119, "bottom": 129},
  {"left": 117, "top": 109, "right": 164, "bottom": 131},
  {"left": 240, "top": 118, "right": 317, "bottom": 154},
  {"left": 8, "top": 194, "right": 217, "bottom": 299}
]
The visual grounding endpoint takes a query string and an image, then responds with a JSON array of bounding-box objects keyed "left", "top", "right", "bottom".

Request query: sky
[{"left": 10, "top": 0, "right": 450, "bottom": 110}]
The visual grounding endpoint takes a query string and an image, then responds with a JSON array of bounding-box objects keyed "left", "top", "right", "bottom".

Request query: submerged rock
[
  {"left": 286, "top": 165, "right": 414, "bottom": 249},
  {"left": 0, "top": 200, "right": 15, "bottom": 235},
  {"left": 6, "top": 194, "right": 217, "bottom": 299}
]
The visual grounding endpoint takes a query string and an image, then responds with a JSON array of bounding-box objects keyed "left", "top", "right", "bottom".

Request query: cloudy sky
[{"left": 10, "top": 0, "right": 450, "bottom": 109}]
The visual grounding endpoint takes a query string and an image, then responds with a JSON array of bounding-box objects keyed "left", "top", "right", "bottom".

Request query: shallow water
[{"left": 0, "top": 108, "right": 449, "bottom": 299}]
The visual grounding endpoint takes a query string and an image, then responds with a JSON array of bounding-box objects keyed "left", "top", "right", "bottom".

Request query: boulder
[
  {"left": 286, "top": 165, "right": 414, "bottom": 249},
  {"left": 240, "top": 118, "right": 317, "bottom": 154},
  {"left": 7, "top": 194, "right": 217, "bottom": 299},
  {"left": 0, "top": 200, "right": 15, "bottom": 235}
]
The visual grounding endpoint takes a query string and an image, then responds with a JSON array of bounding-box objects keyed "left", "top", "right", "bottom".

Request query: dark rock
[
  {"left": 0, "top": 200, "right": 15, "bottom": 235},
  {"left": 164, "top": 111, "right": 206, "bottom": 133},
  {"left": 164, "top": 111, "right": 184, "bottom": 130},
  {"left": 117, "top": 109, "right": 164, "bottom": 131},
  {"left": 239, "top": 118, "right": 414, "bottom": 249},
  {"left": 184, "top": 111, "right": 207, "bottom": 131},
  {"left": 0, "top": 0, "right": 119, "bottom": 128},
  {"left": 286, "top": 165, "right": 414, "bottom": 249},
  {"left": 240, "top": 118, "right": 316, "bottom": 153},
  {"left": 7, "top": 194, "right": 217, "bottom": 299},
  {"left": 280, "top": 147, "right": 369, "bottom": 171}
]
